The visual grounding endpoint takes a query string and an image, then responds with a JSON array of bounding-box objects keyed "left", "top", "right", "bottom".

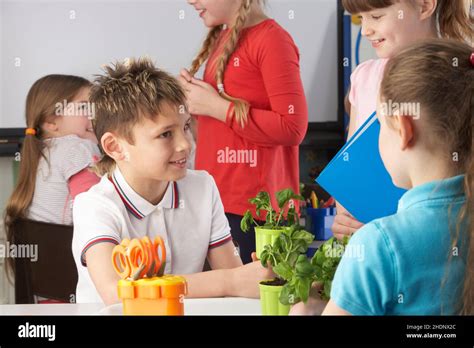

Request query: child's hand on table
[
  {"left": 230, "top": 252, "right": 275, "bottom": 299},
  {"left": 332, "top": 201, "right": 364, "bottom": 239},
  {"left": 289, "top": 282, "right": 328, "bottom": 315}
]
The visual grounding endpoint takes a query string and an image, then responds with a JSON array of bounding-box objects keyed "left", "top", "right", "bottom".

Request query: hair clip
[
  {"left": 470, "top": 52, "right": 474, "bottom": 67},
  {"left": 25, "top": 128, "right": 37, "bottom": 136}
]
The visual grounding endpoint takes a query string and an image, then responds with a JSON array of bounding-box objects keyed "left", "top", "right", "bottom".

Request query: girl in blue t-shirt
[{"left": 292, "top": 39, "right": 473, "bottom": 315}]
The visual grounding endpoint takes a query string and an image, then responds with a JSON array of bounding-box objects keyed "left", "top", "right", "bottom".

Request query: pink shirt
[{"left": 349, "top": 58, "right": 389, "bottom": 130}]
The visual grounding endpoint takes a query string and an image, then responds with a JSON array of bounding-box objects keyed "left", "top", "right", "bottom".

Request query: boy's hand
[
  {"left": 229, "top": 252, "right": 275, "bottom": 298},
  {"left": 332, "top": 201, "right": 364, "bottom": 239}
]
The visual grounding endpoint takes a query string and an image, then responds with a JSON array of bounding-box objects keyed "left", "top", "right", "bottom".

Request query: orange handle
[
  {"left": 112, "top": 245, "right": 131, "bottom": 279},
  {"left": 141, "top": 236, "right": 155, "bottom": 277},
  {"left": 152, "top": 237, "right": 166, "bottom": 276},
  {"left": 128, "top": 239, "right": 149, "bottom": 280},
  {"left": 112, "top": 237, "right": 167, "bottom": 280}
]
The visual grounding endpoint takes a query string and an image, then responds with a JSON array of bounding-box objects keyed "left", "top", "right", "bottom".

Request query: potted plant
[
  {"left": 240, "top": 188, "right": 304, "bottom": 259},
  {"left": 259, "top": 232, "right": 350, "bottom": 315},
  {"left": 258, "top": 225, "right": 314, "bottom": 315}
]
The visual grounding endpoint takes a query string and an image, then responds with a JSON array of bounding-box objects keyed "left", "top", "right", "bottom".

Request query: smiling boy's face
[
  {"left": 357, "top": 1, "right": 432, "bottom": 59},
  {"left": 117, "top": 103, "right": 192, "bottom": 182}
]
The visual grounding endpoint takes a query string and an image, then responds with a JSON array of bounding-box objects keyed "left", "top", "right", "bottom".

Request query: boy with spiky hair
[{"left": 72, "top": 58, "right": 272, "bottom": 304}]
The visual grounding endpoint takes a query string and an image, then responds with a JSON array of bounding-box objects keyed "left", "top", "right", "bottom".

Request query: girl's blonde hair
[
  {"left": 342, "top": 0, "right": 473, "bottom": 43},
  {"left": 380, "top": 39, "right": 473, "bottom": 314},
  {"left": 189, "top": 0, "right": 266, "bottom": 128},
  {"left": 3, "top": 75, "right": 91, "bottom": 282}
]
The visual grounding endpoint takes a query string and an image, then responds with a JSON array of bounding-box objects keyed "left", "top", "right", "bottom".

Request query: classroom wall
[{"left": 0, "top": 0, "right": 339, "bottom": 127}]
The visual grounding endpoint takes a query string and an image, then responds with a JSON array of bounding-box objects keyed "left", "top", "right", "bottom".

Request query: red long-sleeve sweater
[{"left": 195, "top": 19, "right": 308, "bottom": 218}]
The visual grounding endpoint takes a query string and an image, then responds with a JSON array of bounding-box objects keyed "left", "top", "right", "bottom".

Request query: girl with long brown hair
[{"left": 4, "top": 75, "right": 101, "bottom": 295}]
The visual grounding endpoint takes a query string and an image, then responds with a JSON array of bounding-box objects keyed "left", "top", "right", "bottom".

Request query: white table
[{"left": 0, "top": 297, "right": 261, "bottom": 315}]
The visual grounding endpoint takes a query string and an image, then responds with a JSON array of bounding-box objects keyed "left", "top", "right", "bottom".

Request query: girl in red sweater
[{"left": 180, "top": 0, "right": 308, "bottom": 263}]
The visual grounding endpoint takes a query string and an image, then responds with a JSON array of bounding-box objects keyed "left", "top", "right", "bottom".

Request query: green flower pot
[
  {"left": 259, "top": 281, "right": 290, "bottom": 316},
  {"left": 255, "top": 227, "right": 284, "bottom": 259}
]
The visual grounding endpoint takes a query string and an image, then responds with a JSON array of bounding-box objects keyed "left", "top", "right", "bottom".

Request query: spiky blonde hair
[{"left": 90, "top": 57, "right": 187, "bottom": 175}]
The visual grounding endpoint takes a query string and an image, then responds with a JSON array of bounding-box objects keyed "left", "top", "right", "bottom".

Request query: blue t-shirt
[{"left": 331, "top": 175, "right": 468, "bottom": 315}]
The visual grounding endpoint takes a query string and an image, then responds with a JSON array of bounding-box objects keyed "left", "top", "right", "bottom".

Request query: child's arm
[
  {"left": 180, "top": 258, "right": 274, "bottom": 299},
  {"left": 180, "top": 239, "right": 272, "bottom": 299},
  {"left": 85, "top": 243, "right": 121, "bottom": 306},
  {"left": 180, "top": 30, "right": 307, "bottom": 148},
  {"left": 207, "top": 240, "right": 243, "bottom": 269},
  {"left": 222, "top": 33, "right": 308, "bottom": 147},
  {"left": 68, "top": 168, "right": 100, "bottom": 199},
  {"left": 85, "top": 239, "right": 272, "bottom": 303},
  {"left": 60, "top": 138, "right": 101, "bottom": 199}
]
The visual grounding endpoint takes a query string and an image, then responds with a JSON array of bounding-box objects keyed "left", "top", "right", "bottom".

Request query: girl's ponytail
[
  {"left": 190, "top": 0, "right": 267, "bottom": 128},
  {"left": 4, "top": 132, "right": 45, "bottom": 281},
  {"left": 189, "top": 25, "right": 224, "bottom": 77},
  {"left": 214, "top": 0, "right": 253, "bottom": 128}
]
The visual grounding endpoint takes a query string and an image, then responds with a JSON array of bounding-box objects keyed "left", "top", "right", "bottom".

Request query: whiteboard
[{"left": 0, "top": 0, "right": 338, "bottom": 128}]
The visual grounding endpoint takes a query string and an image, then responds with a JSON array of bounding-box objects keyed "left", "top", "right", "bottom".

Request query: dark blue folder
[{"left": 316, "top": 112, "right": 406, "bottom": 223}]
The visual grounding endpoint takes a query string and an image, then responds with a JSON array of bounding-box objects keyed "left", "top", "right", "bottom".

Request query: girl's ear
[
  {"left": 40, "top": 116, "right": 59, "bottom": 135},
  {"left": 419, "top": 0, "right": 437, "bottom": 20},
  {"left": 101, "top": 132, "right": 125, "bottom": 161},
  {"left": 396, "top": 115, "right": 415, "bottom": 151}
]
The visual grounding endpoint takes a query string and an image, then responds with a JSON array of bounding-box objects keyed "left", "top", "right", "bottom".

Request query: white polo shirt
[{"left": 72, "top": 167, "right": 232, "bottom": 303}]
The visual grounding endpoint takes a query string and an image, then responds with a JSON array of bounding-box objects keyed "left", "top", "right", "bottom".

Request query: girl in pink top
[{"left": 333, "top": 0, "right": 472, "bottom": 238}]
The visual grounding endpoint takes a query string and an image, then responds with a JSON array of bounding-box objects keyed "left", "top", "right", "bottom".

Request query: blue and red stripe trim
[
  {"left": 109, "top": 175, "right": 145, "bottom": 219},
  {"left": 81, "top": 236, "right": 120, "bottom": 266},
  {"left": 209, "top": 234, "right": 233, "bottom": 249}
]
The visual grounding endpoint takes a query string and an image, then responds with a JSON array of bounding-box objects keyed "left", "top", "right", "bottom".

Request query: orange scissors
[{"left": 112, "top": 236, "right": 166, "bottom": 280}]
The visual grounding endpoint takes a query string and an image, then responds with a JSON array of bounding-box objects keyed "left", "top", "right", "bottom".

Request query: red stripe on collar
[
  {"left": 172, "top": 182, "right": 179, "bottom": 208},
  {"left": 108, "top": 176, "right": 144, "bottom": 219}
]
